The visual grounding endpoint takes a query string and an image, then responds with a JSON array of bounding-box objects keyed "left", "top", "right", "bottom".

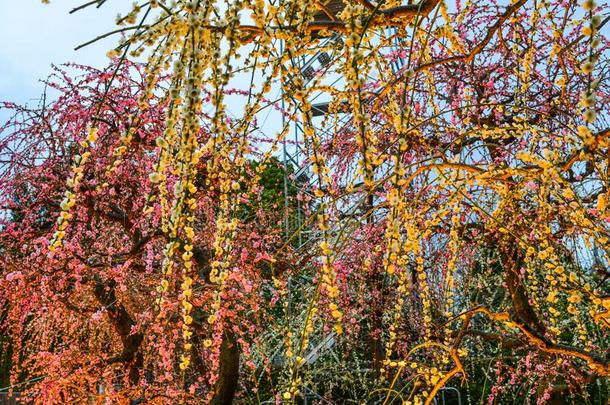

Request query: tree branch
[{"left": 473, "top": 306, "right": 610, "bottom": 375}]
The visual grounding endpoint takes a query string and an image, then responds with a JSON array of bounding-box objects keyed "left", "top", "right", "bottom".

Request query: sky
[{"left": 0, "top": 1, "right": 119, "bottom": 110}]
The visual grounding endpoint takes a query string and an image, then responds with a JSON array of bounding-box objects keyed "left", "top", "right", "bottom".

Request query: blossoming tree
[{"left": 1, "top": 0, "right": 609, "bottom": 403}]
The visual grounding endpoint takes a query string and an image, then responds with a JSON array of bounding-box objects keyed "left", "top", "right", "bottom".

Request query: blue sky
[{"left": 0, "top": 1, "right": 118, "bottom": 110}]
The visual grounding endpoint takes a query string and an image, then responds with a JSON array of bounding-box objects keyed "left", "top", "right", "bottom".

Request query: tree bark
[
  {"left": 192, "top": 247, "right": 241, "bottom": 404},
  {"left": 93, "top": 278, "right": 143, "bottom": 385},
  {"left": 210, "top": 331, "right": 240, "bottom": 405},
  {"left": 500, "top": 243, "right": 546, "bottom": 334}
]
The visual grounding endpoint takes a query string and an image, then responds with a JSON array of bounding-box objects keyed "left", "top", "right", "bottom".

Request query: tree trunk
[
  {"left": 93, "top": 278, "right": 143, "bottom": 385},
  {"left": 210, "top": 331, "right": 240, "bottom": 405},
  {"left": 500, "top": 244, "right": 546, "bottom": 334}
]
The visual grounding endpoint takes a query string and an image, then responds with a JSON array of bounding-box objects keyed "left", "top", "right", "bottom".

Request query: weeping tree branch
[
  {"left": 469, "top": 306, "right": 610, "bottom": 376},
  {"left": 374, "top": 0, "right": 527, "bottom": 107}
]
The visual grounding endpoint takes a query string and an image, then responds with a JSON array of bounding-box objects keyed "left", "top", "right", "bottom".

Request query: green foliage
[{"left": 240, "top": 157, "right": 298, "bottom": 223}]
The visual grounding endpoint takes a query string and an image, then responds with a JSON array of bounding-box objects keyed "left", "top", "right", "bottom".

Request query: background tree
[{"left": 0, "top": 62, "right": 299, "bottom": 403}]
